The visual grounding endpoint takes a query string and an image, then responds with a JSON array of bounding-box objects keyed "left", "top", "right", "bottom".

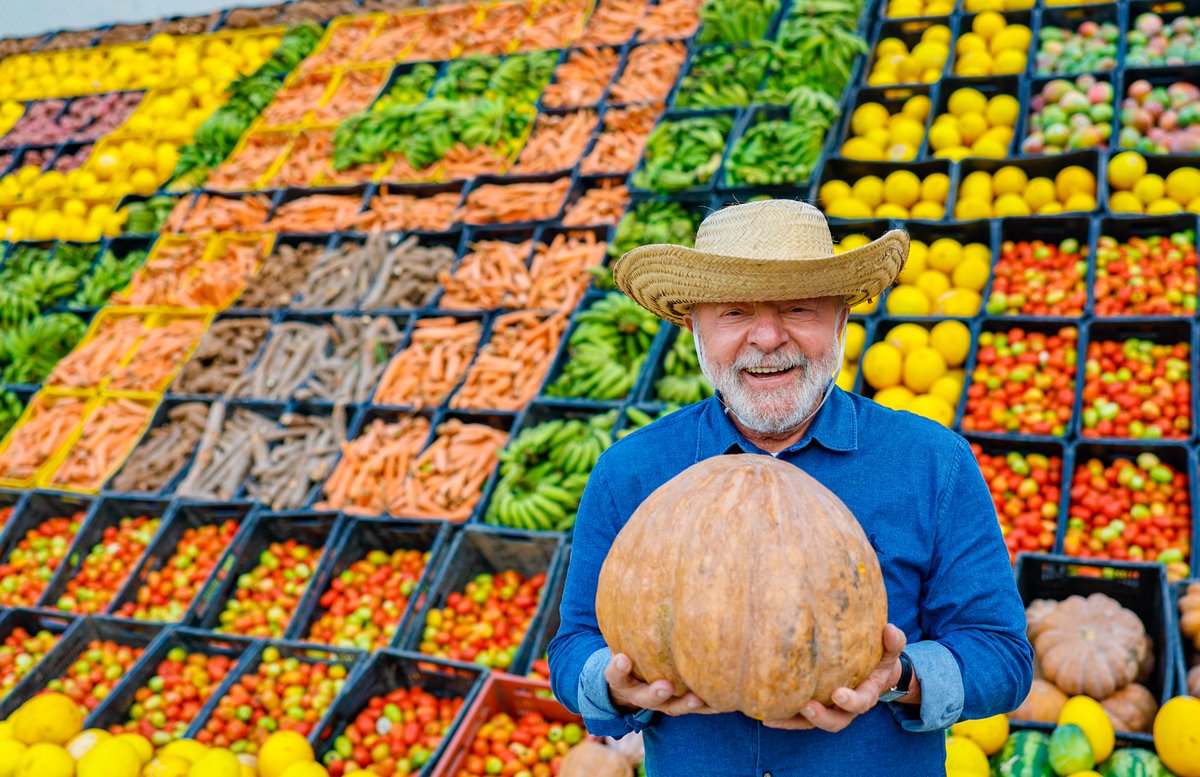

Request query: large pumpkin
[
  {"left": 595, "top": 455, "right": 887, "bottom": 719},
  {"left": 1180, "top": 582, "right": 1200, "bottom": 652},
  {"left": 1035, "top": 593, "right": 1148, "bottom": 699},
  {"left": 1101, "top": 683, "right": 1158, "bottom": 734}
]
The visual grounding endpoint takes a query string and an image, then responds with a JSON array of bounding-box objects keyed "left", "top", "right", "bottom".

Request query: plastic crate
[
  {"left": 0, "top": 615, "right": 162, "bottom": 721},
  {"left": 35, "top": 495, "right": 171, "bottom": 615},
  {"left": 955, "top": 148, "right": 1103, "bottom": 219},
  {"left": 928, "top": 74, "right": 1023, "bottom": 158},
  {"left": 1019, "top": 70, "right": 1117, "bottom": 158},
  {"left": 814, "top": 157, "right": 954, "bottom": 222},
  {"left": 457, "top": 173, "right": 576, "bottom": 229},
  {"left": 859, "top": 316, "right": 980, "bottom": 416},
  {"left": 191, "top": 510, "right": 343, "bottom": 636},
  {"left": 629, "top": 108, "right": 738, "bottom": 197},
  {"left": 311, "top": 649, "right": 489, "bottom": 772},
  {"left": 430, "top": 225, "right": 542, "bottom": 314},
  {"left": 0, "top": 491, "right": 95, "bottom": 608},
  {"left": 1171, "top": 578, "right": 1197, "bottom": 698},
  {"left": 1032, "top": 3, "right": 1124, "bottom": 77},
  {"left": 0, "top": 608, "right": 78, "bottom": 705},
  {"left": 1102, "top": 152, "right": 1200, "bottom": 213},
  {"left": 861, "top": 15, "right": 954, "bottom": 89},
  {"left": 1014, "top": 552, "right": 1177, "bottom": 745},
  {"left": 428, "top": 673, "right": 586, "bottom": 777},
  {"left": 83, "top": 626, "right": 259, "bottom": 739},
  {"left": 1092, "top": 213, "right": 1200, "bottom": 319},
  {"left": 514, "top": 545, "right": 571, "bottom": 677},
  {"left": 877, "top": 218, "right": 994, "bottom": 319},
  {"left": 536, "top": 45, "right": 623, "bottom": 112},
  {"left": 982, "top": 215, "right": 1094, "bottom": 320},
  {"left": 104, "top": 500, "right": 256, "bottom": 626},
  {"left": 829, "top": 83, "right": 937, "bottom": 161},
  {"left": 1125, "top": 0, "right": 1200, "bottom": 69},
  {"left": 946, "top": 9, "right": 1034, "bottom": 79},
  {"left": 287, "top": 516, "right": 451, "bottom": 649},
  {"left": 633, "top": 324, "right": 713, "bottom": 406},
  {"left": 398, "top": 526, "right": 567, "bottom": 673}
]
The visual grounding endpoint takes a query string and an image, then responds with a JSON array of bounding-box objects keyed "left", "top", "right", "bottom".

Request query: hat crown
[{"left": 694, "top": 199, "right": 834, "bottom": 262}]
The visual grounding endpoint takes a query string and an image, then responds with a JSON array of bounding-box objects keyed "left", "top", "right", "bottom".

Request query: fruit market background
[{"left": 0, "top": 0, "right": 1195, "bottom": 775}]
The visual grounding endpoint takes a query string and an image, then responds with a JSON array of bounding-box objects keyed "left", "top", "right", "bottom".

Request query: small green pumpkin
[{"left": 1049, "top": 724, "right": 1094, "bottom": 775}]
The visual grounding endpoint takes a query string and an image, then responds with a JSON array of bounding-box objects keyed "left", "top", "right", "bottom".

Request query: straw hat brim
[{"left": 612, "top": 229, "right": 910, "bottom": 327}]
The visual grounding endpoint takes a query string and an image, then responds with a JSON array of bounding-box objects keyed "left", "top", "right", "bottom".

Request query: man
[{"left": 547, "top": 199, "right": 1033, "bottom": 777}]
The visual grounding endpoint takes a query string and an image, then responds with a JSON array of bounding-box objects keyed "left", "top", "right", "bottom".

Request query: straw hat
[{"left": 612, "top": 199, "right": 909, "bottom": 327}]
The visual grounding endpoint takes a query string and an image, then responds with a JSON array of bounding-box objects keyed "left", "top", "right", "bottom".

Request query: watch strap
[{"left": 879, "top": 652, "right": 913, "bottom": 703}]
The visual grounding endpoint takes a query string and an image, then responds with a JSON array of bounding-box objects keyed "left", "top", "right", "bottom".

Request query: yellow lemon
[
  {"left": 994, "top": 48, "right": 1027, "bottom": 74},
  {"left": 994, "top": 193, "right": 1032, "bottom": 217},
  {"left": 65, "top": 729, "right": 109, "bottom": 760},
  {"left": 1063, "top": 192, "right": 1097, "bottom": 213},
  {"left": 898, "top": 240, "right": 928, "bottom": 284},
  {"left": 842, "top": 138, "right": 884, "bottom": 160},
  {"left": 159, "top": 740, "right": 209, "bottom": 764},
  {"left": 957, "top": 112, "right": 989, "bottom": 145},
  {"left": 985, "top": 94, "right": 1020, "bottom": 127},
  {"left": 1056, "top": 165, "right": 1097, "bottom": 200},
  {"left": 819, "top": 180, "right": 852, "bottom": 205},
  {"left": 970, "top": 137, "right": 1009, "bottom": 158},
  {"left": 886, "top": 285, "right": 933, "bottom": 316},
  {"left": 948, "top": 87, "right": 987, "bottom": 117},
  {"left": 963, "top": 242, "right": 990, "bottom": 267},
  {"left": 992, "top": 165, "right": 1028, "bottom": 196},
  {"left": 956, "top": 50, "right": 993, "bottom": 76},
  {"left": 889, "top": 117, "right": 925, "bottom": 148},
  {"left": 955, "top": 197, "right": 993, "bottom": 220},
  {"left": 862, "top": 342, "right": 904, "bottom": 390},
  {"left": 922, "top": 24, "right": 952, "bottom": 45},
  {"left": 1038, "top": 202, "right": 1064, "bottom": 215},
  {"left": 1165, "top": 167, "right": 1200, "bottom": 204},
  {"left": 912, "top": 40, "right": 948, "bottom": 70},
  {"left": 902, "top": 94, "right": 931, "bottom": 121},
  {"left": 1107, "top": 151, "right": 1147, "bottom": 190},
  {"left": 972, "top": 11, "right": 1006, "bottom": 39},
  {"left": 1153, "top": 696, "right": 1200, "bottom": 777},
  {"left": 934, "top": 288, "right": 983, "bottom": 317},
  {"left": 873, "top": 385, "right": 915, "bottom": 411},
  {"left": 1059, "top": 696, "right": 1114, "bottom": 763},
  {"left": 991, "top": 25, "right": 1031, "bottom": 53},
  {"left": 1146, "top": 197, "right": 1184, "bottom": 215},
  {"left": 0, "top": 740, "right": 27, "bottom": 777},
  {"left": 956, "top": 32, "right": 988, "bottom": 56},
  {"left": 79, "top": 738, "right": 141, "bottom": 777},
  {"left": 130, "top": 168, "right": 160, "bottom": 196},
  {"left": 852, "top": 296, "right": 879, "bottom": 314},
  {"left": 927, "top": 238, "right": 963, "bottom": 274},
  {"left": 1110, "top": 191, "right": 1145, "bottom": 213},
  {"left": 951, "top": 254, "right": 991, "bottom": 293},
  {"left": 838, "top": 233, "right": 872, "bottom": 251},
  {"left": 950, "top": 715, "right": 1009, "bottom": 756},
  {"left": 279, "top": 765, "right": 328, "bottom": 777},
  {"left": 0, "top": 722, "right": 13, "bottom": 741},
  {"left": 876, "top": 38, "right": 907, "bottom": 58},
  {"left": 928, "top": 122, "right": 962, "bottom": 151},
  {"left": 114, "top": 734, "right": 152, "bottom": 765},
  {"left": 91, "top": 152, "right": 121, "bottom": 181},
  {"left": 910, "top": 201, "right": 946, "bottom": 219},
  {"left": 883, "top": 170, "right": 921, "bottom": 208},
  {"left": 886, "top": 142, "right": 918, "bottom": 162},
  {"left": 945, "top": 735, "right": 990, "bottom": 776},
  {"left": 12, "top": 693, "right": 82, "bottom": 746},
  {"left": 929, "top": 374, "right": 964, "bottom": 406},
  {"left": 15, "top": 743, "right": 73, "bottom": 777},
  {"left": 826, "top": 198, "right": 873, "bottom": 220},
  {"left": 1024, "top": 177, "right": 1057, "bottom": 211},
  {"left": 845, "top": 322, "right": 866, "bottom": 361},
  {"left": 852, "top": 103, "right": 891, "bottom": 137},
  {"left": 903, "top": 347, "right": 947, "bottom": 393},
  {"left": 906, "top": 394, "right": 956, "bottom": 427},
  {"left": 874, "top": 203, "right": 910, "bottom": 219},
  {"left": 189, "top": 748, "right": 242, "bottom": 777},
  {"left": 851, "top": 176, "right": 885, "bottom": 208},
  {"left": 929, "top": 320, "right": 971, "bottom": 366},
  {"left": 885, "top": 323, "right": 931, "bottom": 355},
  {"left": 920, "top": 173, "right": 950, "bottom": 204},
  {"left": 257, "top": 731, "right": 315, "bottom": 777},
  {"left": 837, "top": 366, "right": 857, "bottom": 392},
  {"left": 959, "top": 170, "right": 993, "bottom": 201}
]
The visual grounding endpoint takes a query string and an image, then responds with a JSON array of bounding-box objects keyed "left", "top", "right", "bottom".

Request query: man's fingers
[
  {"left": 802, "top": 702, "right": 856, "bottom": 733},
  {"left": 830, "top": 686, "right": 878, "bottom": 716},
  {"left": 604, "top": 653, "right": 636, "bottom": 688},
  {"left": 762, "top": 716, "right": 814, "bottom": 731},
  {"left": 882, "top": 624, "right": 907, "bottom": 660}
]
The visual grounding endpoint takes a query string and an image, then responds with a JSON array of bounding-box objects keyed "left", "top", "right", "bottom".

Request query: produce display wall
[{"left": 0, "top": 0, "right": 1196, "bottom": 774}]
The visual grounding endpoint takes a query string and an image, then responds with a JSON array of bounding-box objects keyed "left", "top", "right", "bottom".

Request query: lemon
[
  {"left": 911, "top": 201, "right": 946, "bottom": 219},
  {"left": 279, "top": 764, "right": 328, "bottom": 777},
  {"left": 902, "top": 347, "right": 947, "bottom": 393},
  {"left": 934, "top": 288, "right": 983, "bottom": 316},
  {"left": 906, "top": 394, "right": 955, "bottom": 427},
  {"left": 959, "top": 170, "right": 993, "bottom": 201},
  {"left": 873, "top": 385, "right": 915, "bottom": 411},
  {"left": 934, "top": 146, "right": 972, "bottom": 161},
  {"left": 1107, "top": 151, "right": 1147, "bottom": 190},
  {"left": 922, "top": 24, "right": 951, "bottom": 44},
  {"left": 886, "top": 285, "right": 933, "bottom": 316},
  {"left": 898, "top": 240, "right": 928, "bottom": 284},
  {"left": 972, "top": 11, "right": 1006, "bottom": 39},
  {"left": 65, "top": 729, "right": 110, "bottom": 760},
  {"left": 951, "top": 254, "right": 991, "bottom": 294},
  {"left": 945, "top": 735, "right": 989, "bottom": 776},
  {"left": 873, "top": 203, "right": 909, "bottom": 219},
  {"left": 926, "top": 322, "right": 969, "bottom": 367},
  {"left": 826, "top": 198, "right": 873, "bottom": 220},
  {"left": 889, "top": 117, "right": 925, "bottom": 148},
  {"left": 1165, "top": 167, "right": 1200, "bottom": 204},
  {"left": 845, "top": 322, "right": 866, "bottom": 361},
  {"left": 994, "top": 193, "right": 1032, "bottom": 217},
  {"left": 1058, "top": 696, "right": 1114, "bottom": 763},
  {"left": 852, "top": 296, "right": 879, "bottom": 314},
  {"left": 1023, "top": 177, "right": 1056, "bottom": 211},
  {"left": 12, "top": 693, "right": 82, "bottom": 746},
  {"left": 1038, "top": 202, "right": 1064, "bottom": 215},
  {"left": 1134, "top": 174, "right": 1167, "bottom": 205},
  {"left": 991, "top": 25, "right": 1031, "bottom": 53},
  {"left": 1110, "top": 191, "right": 1143, "bottom": 213},
  {"left": 1056, "top": 165, "right": 1097, "bottom": 200},
  {"left": 956, "top": 50, "right": 993, "bottom": 76},
  {"left": 0, "top": 723, "right": 13, "bottom": 742},
  {"left": 80, "top": 738, "right": 141, "bottom": 777},
  {"left": 912, "top": 41, "right": 948, "bottom": 70},
  {"left": 819, "top": 180, "right": 852, "bottom": 205},
  {"left": 955, "top": 197, "right": 993, "bottom": 220},
  {"left": 189, "top": 748, "right": 242, "bottom": 777},
  {"left": 886, "top": 323, "right": 930, "bottom": 355},
  {"left": 947, "top": 88, "right": 987, "bottom": 118},
  {"left": 1147, "top": 197, "right": 1184, "bottom": 215},
  {"left": 991, "top": 165, "right": 1027, "bottom": 196},
  {"left": 912, "top": 174, "right": 948, "bottom": 207},
  {"left": 957, "top": 112, "right": 989, "bottom": 145},
  {"left": 985, "top": 94, "right": 1019, "bottom": 127},
  {"left": 927, "top": 239, "right": 963, "bottom": 274},
  {"left": 851, "top": 176, "right": 885, "bottom": 208},
  {"left": 838, "top": 233, "right": 872, "bottom": 252},
  {"left": 902, "top": 94, "right": 931, "bottom": 121},
  {"left": 852, "top": 103, "right": 890, "bottom": 136},
  {"left": 0, "top": 740, "right": 27, "bottom": 777},
  {"left": 876, "top": 38, "right": 907, "bottom": 58},
  {"left": 1063, "top": 192, "right": 1097, "bottom": 213},
  {"left": 882, "top": 169, "right": 919, "bottom": 207},
  {"left": 928, "top": 122, "right": 962, "bottom": 151},
  {"left": 160, "top": 740, "right": 209, "bottom": 764},
  {"left": 258, "top": 731, "right": 314, "bottom": 777},
  {"left": 950, "top": 715, "right": 1009, "bottom": 756},
  {"left": 842, "top": 138, "right": 883, "bottom": 160},
  {"left": 15, "top": 743, "right": 73, "bottom": 777},
  {"left": 862, "top": 342, "right": 904, "bottom": 390},
  {"left": 929, "top": 375, "right": 964, "bottom": 406},
  {"left": 836, "top": 366, "right": 857, "bottom": 392},
  {"left": 114, "top": 734, "right": 152, "bottom": 765}
]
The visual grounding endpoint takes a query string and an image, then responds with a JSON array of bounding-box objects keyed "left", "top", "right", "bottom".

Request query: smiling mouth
[{"left": 742, "top": 365, "right": 796, "bottom": 376}]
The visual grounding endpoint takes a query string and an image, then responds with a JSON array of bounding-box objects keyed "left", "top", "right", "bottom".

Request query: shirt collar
[{"left": 696, "top": 385, "right": 859, "bottom": 460}]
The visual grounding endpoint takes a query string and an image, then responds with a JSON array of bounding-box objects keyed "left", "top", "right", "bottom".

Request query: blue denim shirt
[{"left": 547, "top": 387, "right": 1034, "bottom": 777}]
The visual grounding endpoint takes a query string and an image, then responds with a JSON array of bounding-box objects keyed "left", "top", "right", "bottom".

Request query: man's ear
[{"left": 683, "top": 314, "right": 695, "bottom": 334}]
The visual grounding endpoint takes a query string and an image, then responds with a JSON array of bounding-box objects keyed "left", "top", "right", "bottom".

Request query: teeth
[{"left": 745, "top": 366, "right": 790, "bottom": 375}]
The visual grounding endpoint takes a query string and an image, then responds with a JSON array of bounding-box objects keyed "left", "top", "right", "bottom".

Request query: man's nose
[{"left": 746, "top": 310, "right": 787, "bottom": 351}]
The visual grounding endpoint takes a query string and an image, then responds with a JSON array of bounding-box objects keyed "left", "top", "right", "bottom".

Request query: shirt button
[{"left": 764, "top": 773, "right": 772, "bottom": 777}]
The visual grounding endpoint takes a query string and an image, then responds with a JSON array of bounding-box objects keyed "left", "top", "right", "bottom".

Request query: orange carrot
[
  {"left": 608, "top": 41, "right": 687, "bottom": 104},
  {"left": 349, "top": 189, "right": 461, "bottom": 232},
  {"left": 268, "top": 129, "right": 334, "bottom": 189},
  {"left": 315, "top": 414, "right": 431, "bottom": 515},
  {"left": 457, "top": 177, "right": 570, "bottom": 225},
  {"left": 262, "top": 71, "right": 334, "bottom": 127},
  {"left": 177, "top": 241, "right": 267, "bottom": 309},
  {"left": 313, "top": 67, "right": 388, "bottom": 123},
  {"left": 541, "top": 46, "right": 621, "bottom": 108},
  {"left": 373, "top": 317, "right": 483, "bottom": 407},
  {"left": 516, "top": 0, "right": 589, "bottom": 51},
  {"left": 303, "top": 17, "right": 377, "bottom": 71},
  {"left": 460, "top": 1, "right": 531, "bottom": 56},
  {"left": 527, "top": 230, "right": 608, "bottom": 312},
  {"left": 438, "top": 239, "right": 535, "bottom": 310},
  {"left": 356, "top": 13, "right": 426, "bottom": 63},
  {"left": 402, "top": 5, "right": 476, "bottom": 61},
  {"left": 580, "top": 102, "right": 662, "bottom": 174},
  {"left": 511, "top": 109, "right": 599, "bottom": 174},
  {"left": 173, "top": 194, "right": 272, "bottom": 233},
  {"left": 265, "top": 194, "right": 363, "bottom": 233},
  {"left": 578, "top": 0, "right": 648, "bottom": 45},
  {"left": 109, "top": 318, "right": 208, "bottom": 393},
  {"left": 113, "top": 238, "right": 209, "bottom": 306},
  {"left": 48, "top": 398, "right": 154, "bottom": 491},
  {"left": 450, "top": 309, "right": 568, "bottom": 411},
  {"left": 48, "top": 315, "right": 145, "bottom": 390},
  {"left": 386, "top": 418, "right": 509, "bottom": 522},
  {"left": 0, "top": 395, "right": 90, "bottom": 481},
  {"left": 562, "top": 179, "right": 630, "bottom": 226},
  {"left": 438, "top": 144, "right": 510, "bottom": 181},
  {"left": 209, "top": 133, "right": 292, "bottom": 191},
  {"left": 637, "top": 0, "right": 701, "bottom": 40}
]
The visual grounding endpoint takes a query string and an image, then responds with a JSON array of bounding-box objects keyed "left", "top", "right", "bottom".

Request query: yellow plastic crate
[
  {"left": 41, "top": 391, "right": 163, "bottom": 494},
  {"left": 0, "top": 388, "right": 97, "bottom": 490}
]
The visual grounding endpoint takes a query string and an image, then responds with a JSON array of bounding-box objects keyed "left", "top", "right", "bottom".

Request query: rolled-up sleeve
[
  {"left": 547, "top": 457, "right": 654, "bottom": 738},
  {"left": 913, "top": 437, "right": 1035, "bottom": 724},
  {"left": 887, "top": 640, "right": 963, "bottom": 732}
]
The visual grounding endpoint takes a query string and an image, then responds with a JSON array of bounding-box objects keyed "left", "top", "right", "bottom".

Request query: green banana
[
  {"left": 632, "top": 115, "right": 733, "bottom": 194},
  {"left": 546, "top": 293, "right": 661, "bottom": 401},
  {"left": 71, "top": 248, "right": 147, "bottom": 308},
  {"left": 655, "top": 330, "right": 714, "bottom": 404},
  {"left": 0, "top": 389, "right": 23, "bottom": 440},
  {"left": 676, "top": 44, "right": 771, "bottom": 109},
  {"left": 698, "top": 0, "right": 782, "bottom": 44},
  {"left": 610, "top": 201, "right": 704, "bottom": 259},
  {"left": 0, "top": 312, "right": 86, "bottom": 384},
  {"left": 726, "top": 102, "right": 835, "bottom": 187}
]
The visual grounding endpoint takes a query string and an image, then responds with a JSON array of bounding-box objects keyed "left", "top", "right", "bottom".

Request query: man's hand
[
  {"left": 605, "top": 653, "right": 720, "bottom": 717},
  {"left": 762, "top": 624, "right": 910, "bottom": 732}
]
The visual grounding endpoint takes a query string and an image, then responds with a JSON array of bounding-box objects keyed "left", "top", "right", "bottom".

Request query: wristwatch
[{"left": 878, "top": 652, "right": 913, "bottom": 703}]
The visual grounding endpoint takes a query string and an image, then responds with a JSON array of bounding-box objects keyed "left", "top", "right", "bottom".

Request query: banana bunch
[
  {"left": 772, "top": 5, "right": 868, "bottom": 100},
  {"left": 488, "top": 51, "right": 557, "bottom": 104},
  {"left": 0, "top": 389, "right": 23, "bottom": 439},
  {"left": 72, "top": 248, "right": 147, "bottom": 307},
  {"left": 675, "top": 45, "right": 771, "bottom": 110},
  {"left": 0, "top": 248, "right": 88, "bottom": 325},
  {"left": 0, "top": 312, "right": 86, "bottom": 384},
  {"left": 617, "top": 405, "right": 682, "bottom": 439},
  {"left": 546, "top": 293, "right": 660, "bottom": 401},
  {"left": 374, "top": 63, "right": 439, "bottom": 111},
  {"left": 698, "top": 0, "right": 782, "bottom": 44},
  {"left": 654, "top": 330, "right": 714, "bottom": 405},
  {"left": 486, "top": 410, "right": 619, "bottom": 531},
  {"left": 610, "top": 201, "right": 703, "bottom": 258},
  {"left": 432, "top": 56, "right": 502, "bottom": 99},
  {"left": 633, "top": 114, "right": 733, "bottom": 194},
  {"left": 726, "top": 110, "right": 832, "bottom": 187}
]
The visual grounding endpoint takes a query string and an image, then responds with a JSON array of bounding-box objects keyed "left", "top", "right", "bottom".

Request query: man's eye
[{"left": 721, "top": 309, "right": 744, "bottom": 317}]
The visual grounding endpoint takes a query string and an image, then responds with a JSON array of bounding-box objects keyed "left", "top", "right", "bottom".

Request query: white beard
[{"left": 693, "top": 327, "right": 843, "bottom": 436}]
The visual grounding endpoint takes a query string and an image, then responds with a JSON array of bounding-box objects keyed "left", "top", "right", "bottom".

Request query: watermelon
[
  {"left": 1097, "top": 748, "right": 1176, "bottom": 777},
  {"left": 994, "top": 731, "right": 1053, "bottom": 777},
  {"left": 1049, "top": 725, "right": 1095, "bottom": 775}
]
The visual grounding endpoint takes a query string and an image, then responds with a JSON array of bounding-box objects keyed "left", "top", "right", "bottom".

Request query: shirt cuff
[
  {"left": 886, "top": 640, "right": 964, "bottom": 732},
  {"left": 578, "top": 647, "right": 656, "bottom": 732}
]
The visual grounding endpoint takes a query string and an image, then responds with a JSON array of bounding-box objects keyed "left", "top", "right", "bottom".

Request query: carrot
[
  {"left": 438, "top": 239, "right": 535, "bottom": 310},
  {"left": 109, "top": 317, "right": 208, "bottom": 393},
  {"left": 541, "top": 46, "right": 621, "bottom": 108},
  {"left": 511, "top": 109, "right": 599, "bottom": 174},
  {"left": 402, "top": 5, "right": 476, "bottom": 61},
  {"left": 265, "top": 194, "right": 362, "bottom": 233},
  {"left": 439, "top": 144, "right": 510, "bottom": 181},
  {"left": 0, "top": 394, "right": 90, "bottom": 481},
  {"left": 637, "top": 0, "right": 702, "bottom": 40},
  {"left": 262, "top": 71, "right": 333, "bottom": 127},
  {"left": 315, "top": 414, "right": 431, "bottom": 515},
  {"left": 374, "top": 317, "right": 483, "bottom": 407},
  {"left": 516, "top": 0, "right": 590, "bottom": 51},
  {"left": 562, "top": 179, "right": 630, "bottom": 226},
  {"left": 303, "top": 17, "right": 378, "bottom": 71},
  {"left": 113, "top": 238, "right": 209, "bottom": 306},
  {"left": 48, "top": 315, "right": 145, "bottom": 390},
  {"left": 48, "top": 398, "right": 154, "bottom": 491},
  {"left": 209, "top": 133, "right": 292, "bottom": 191},
  {"left": 608, "top": 41, "right": 687, "bottom": 104},
  {"left": 580, "top": 102, "right": 662, "bottom": 174},
  {"left": 386, "top": 418, "right": 508, "bottom": 522},
  {"left": 268, "top": 129, "right": 334, "bottom": 189},
  {"left": 172, "top": 194, "right": 272, "bottom": 233},
  {"left": 578, "top": 0, "right": 648, "bottom": 45},
  {"left": 313, "top": 67, "right": 388, "bottom": 123},
  {"left": 527, "top": 230, "right": 608, "bottom": 312},
  {"left": 450, "top": 309, "right": 568, "bottom": 411},
  {"left": 386, "top": 153, "right": 441, "bottom": 184},
  {"left": 356, "top": 13, "right": 426, "bottom": 63},
  {"left": 458, "top": 177, "right": 571, "bottom": 225},
  {"left": 349, "top": 189, "right": 461, "bottom": 232},
  {"left": 180, "top": 240, "right": 268, "bottom": 309},
  {"left": 460, "top": 2, "right": 531, "bottom": 56}
]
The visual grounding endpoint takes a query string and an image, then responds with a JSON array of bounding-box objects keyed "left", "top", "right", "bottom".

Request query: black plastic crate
[
  {"left": 878, "top": 218, "right": 993, "bottom": 319},
  {"left": 514, "top": 546, "right": 571, "bottom": 677},
  {"left": 431, "top": 226, "right": 542, "bottom": 314},
  {"left": 398, "top": 526, "right": 566, "bottom": 673},
  {"left": 1033, "top": 3, "right": 1123, "bottom": 77},
  {"left": 0, "top": 615, "right": 162, "bottom": 721},
  {"left": 191, "top": 511, "right": 343, "bottom": 637},
  {"left": 947, "top": 9, "right": 1034, "bottom": 79},
  {"left": 955, "top": 149, "right": 1103, "bottom": 219},
  {"left": 928, "top": 75, "right": 1023, "bottom": 157},
  {"left": 0, "top": 492, "right": 96, "bottom": 610},
  {"left": 0, "top": 608, "right": 78, "bottom": 706},
  {"left": 36, "top": 496, "right": 171, "bottom": 615},
  {"left": 1015, "top": 552, "right": 1176, "bottom": 744},
  {"left": 1094, "top": 213, "right": 1200, "bottom": 318},
  {"left": 310, "top": 649, "right": 488, "bottom": 770},
  {"left": 105, "top": 500, "right": 256, "bottom": 625},
  {"left": 862, "top": 16, "right": 954, "bottom": 88},
  {"left": 815, "top": 157, "right": 953, "bottom": 221},
  {"left": 983, "top": 216, "right": 1094, "bottom": 319},
  {"left": 83, "top": 626, "right": 258, "bottom": 741},
  {"left": 635, "top": 324, "right": 713, "bottom": 407},
  {"left": 287, "top": 517, "right": 451, "bottom": 650},
  {"left": 830, "top": 83, "right": 935, "bottom": 161},
  {"left": 1125, "top": 0, "right": 1200, "bottom": 69}
]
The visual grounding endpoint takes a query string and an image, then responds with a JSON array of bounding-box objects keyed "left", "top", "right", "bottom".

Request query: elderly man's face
[{"left": 686, "top": 297, "right": 847, "bottom": 435}]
